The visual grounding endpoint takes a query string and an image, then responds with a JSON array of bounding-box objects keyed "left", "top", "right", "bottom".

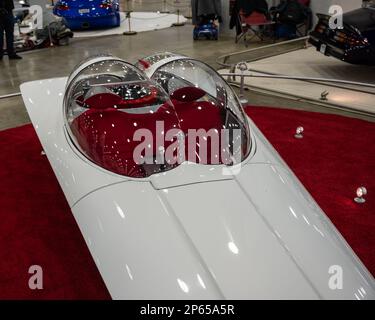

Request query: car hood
[{"left": 73, "top": 163, "right": 375, "bottom": 299}]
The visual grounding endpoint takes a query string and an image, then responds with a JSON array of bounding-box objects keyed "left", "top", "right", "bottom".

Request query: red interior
[
  {"left": 82, "top": 86, "right": 159, "bottom": 110},
  {"left": 71, "top": 86, "right": 230, "bottom": 176},
  {"left": 172, "top": 99, "right": 226, "bottom": 164},
  {"left": 170, "top": 86, "right": 207, "bottom": 103},
  {"left": 71, "top": 103, "right": 180, "bottom": 177},
  {"left": 84, "top": 92, "right": 122, "bottom": 110},
  {"left": 240, "top": 10, "right": 269, "bottom": 25}
]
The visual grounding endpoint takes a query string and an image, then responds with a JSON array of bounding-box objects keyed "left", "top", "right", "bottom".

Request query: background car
[
  {"left": 309, "top": 5, "right": 375, "bottom": 65},
  {"left": 53, "top": 0, "right": 121, "bottom": 30},
  {"left": 193, "top": 22, "right": 218, "bottom": 40}
]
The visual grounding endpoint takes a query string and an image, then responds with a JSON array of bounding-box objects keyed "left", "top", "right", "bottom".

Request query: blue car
[
  {"left": 53, "top": 0, "right": 121, "bottom": 30},
  {"left": 193, "top": 23, "right": 218, "bottom": 40}
]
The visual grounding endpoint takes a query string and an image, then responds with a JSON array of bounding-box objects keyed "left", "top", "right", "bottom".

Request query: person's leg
[
  {"left": 4, "top": 13, "right": 15, "bottom": 56},
  {"left": 0, "top": 21, "right": 4, "bottom": 59},
  {"left": 4, "top": 14, "right": 21, "bottom": 59}
]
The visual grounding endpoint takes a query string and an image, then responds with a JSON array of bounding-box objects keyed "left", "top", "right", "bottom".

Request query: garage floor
[{"left": 221, "top": 47, "right": 375, "bottom": 114}]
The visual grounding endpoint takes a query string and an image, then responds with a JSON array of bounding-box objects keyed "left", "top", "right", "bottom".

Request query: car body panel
[
  {"left": 193, "top": 23, "right": 219, "bottom": 40},
  {"left": 20, "top": 78, "right": 126, "bottom": 207},
  {"left": 73, "top": 180, "right": 319, "bottom": 299},
  {"left": 309, "top": 7, "right": 375, "bottom": 65},
  {"left": 72, "top": 181, "right": 223, "bottom": 300},
  {"left": 20, "top": 71, "right": 375, "bottom": 299},
  {"left": 53, "top": 0, "right": 120, "bottom": 30}
]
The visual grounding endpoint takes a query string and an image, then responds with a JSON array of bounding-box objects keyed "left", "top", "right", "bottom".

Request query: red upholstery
[
  {"left": 172, "top": 99, "right": 226, "bottom": 164},
  {"left": 170, "top": 86, "right": 207, "bottom": 103},
  {"left": 84, "top": 92, "right": 122, "bottom": 110},
  {"left": 82, "top": 87, "right": 159, "bottom": 110},
  {"left": 71, "top": 103, "right": 180, "bottom": 177},
  {"left": 240, "top": 10, "right": 268, "bottom": 25}
]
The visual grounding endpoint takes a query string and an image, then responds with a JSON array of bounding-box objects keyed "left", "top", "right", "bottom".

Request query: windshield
[
  {"left": 150, "top": 58, "right": 251, "bottom": 164},
  {"left": 135, "top": 52, "right": 180, "bottom": 71},
  {"left": 64, "top": 55, "right": 251, "bottom": 178}
]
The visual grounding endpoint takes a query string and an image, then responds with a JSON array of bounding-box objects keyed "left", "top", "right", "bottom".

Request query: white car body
[{"left": 20, "top": 55, "right": 375, "bottom": 300}]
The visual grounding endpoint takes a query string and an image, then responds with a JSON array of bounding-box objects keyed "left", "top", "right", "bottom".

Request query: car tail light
[
  {"left": 57, "top": 4, "right": 69, "bottom": 10},
  {"left": 333, "top": 31, "right": 348, "bottom": 43},
  {"left": 100, "top": 1, "right": 112, "bottom": 9},
  {"left": 334, "top": 30, "right": 367, "bottom": 46},
  {"left": 315, "top": 23, "right": 326, "bottom": 34}
]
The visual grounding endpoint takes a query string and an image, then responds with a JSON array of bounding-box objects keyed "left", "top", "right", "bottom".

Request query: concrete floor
[
  {"left": 0, "top": 25, "right": 250, "bottom": 96},
  {"left": 0, "top": 1, "right": 374, "bottom": 130}
]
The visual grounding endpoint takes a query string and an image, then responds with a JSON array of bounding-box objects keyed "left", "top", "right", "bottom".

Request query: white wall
[
  {"left": 310, "top": 0, "right": 363, "bottom": 26},
  {"left": 259, "top": 0, "right": 363, "bottom": 27}
]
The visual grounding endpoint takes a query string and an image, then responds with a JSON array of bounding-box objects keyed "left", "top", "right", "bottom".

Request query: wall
[{"left": 309, "top": 0, "right": 363, "bottom": 26}]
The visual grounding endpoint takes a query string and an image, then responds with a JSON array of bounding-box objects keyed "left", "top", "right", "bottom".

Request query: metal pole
[
  {"left": 173, "top": 9, "right": 185, "bottom": 27},
  {"left": 217, "top": 36, "right": 309, "bottom": 67},
  {"left": 160, "top": 0, "right": 170, "bottom": 14},
  {"left": 239, "top": 75, "right": 248, "bottom": 105},
  {"left": 236, "top": 62, "right": 249, "bottom": 104},
  {"left": 219, "top": 72, "right": 375, "bottom": 90},
  {"left": 48, "top": 24, "right": 54, "bottom": 47},
  {"left": 0, "top": 92, "right": 22, "bottom": 99},
  {"left": 123, "top": 11, "right": 137, "bottom": 35}
]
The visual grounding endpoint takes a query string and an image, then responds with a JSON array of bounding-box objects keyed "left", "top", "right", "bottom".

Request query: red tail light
[
  {"left": 57, "top": 4, "right": 69, "bottom": 10},
  {"left": 315, "top": 23, "right": 326, "bottom": 34},
  {"left": 100, "top": 2, "right": 112, "bottom": 9},
  {"left": 334, "top": 30, "right": 366, "bottom": 46}
]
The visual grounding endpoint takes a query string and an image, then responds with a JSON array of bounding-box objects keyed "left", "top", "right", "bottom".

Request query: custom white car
[{"left": 20, "top": 53, "right": 375, "bottom": 299}]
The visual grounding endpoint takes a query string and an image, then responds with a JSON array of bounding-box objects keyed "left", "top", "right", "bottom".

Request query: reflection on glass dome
[
  {"left": 64, "top": 55, "right": 181, "bottom": 178},
  {"left": 64, "top": 55, "right": 251, "bottom": 179},
  {"left": 135, "top": 52, "right": 181, "bottom": 71},
  {"left": 151, "top": 58, "right": 251, "bottom": 164}
]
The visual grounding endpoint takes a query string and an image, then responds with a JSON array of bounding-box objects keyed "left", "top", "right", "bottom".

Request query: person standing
[{"left": 0, "top": 0, "right": 22, "bottom": 60}]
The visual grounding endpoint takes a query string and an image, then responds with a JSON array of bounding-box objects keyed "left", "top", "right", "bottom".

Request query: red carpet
[
  {"left": 0, "top": 125, "right": 110, "bottom": 299},
  {"left": 0, "top": 107, "right": 373, "bottom": 299}
]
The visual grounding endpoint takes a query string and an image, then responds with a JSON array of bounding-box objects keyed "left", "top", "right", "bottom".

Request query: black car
[{"left": 309, "top": 5, "right": 375, "bottom": 65}]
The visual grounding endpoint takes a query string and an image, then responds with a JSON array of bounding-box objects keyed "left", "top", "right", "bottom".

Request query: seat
[
  {"left": 235, "top": 11, "right": 275, "bottom": 46},
  {"left": 82, "top": 85, "right": 159, "bottom": 110}
]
